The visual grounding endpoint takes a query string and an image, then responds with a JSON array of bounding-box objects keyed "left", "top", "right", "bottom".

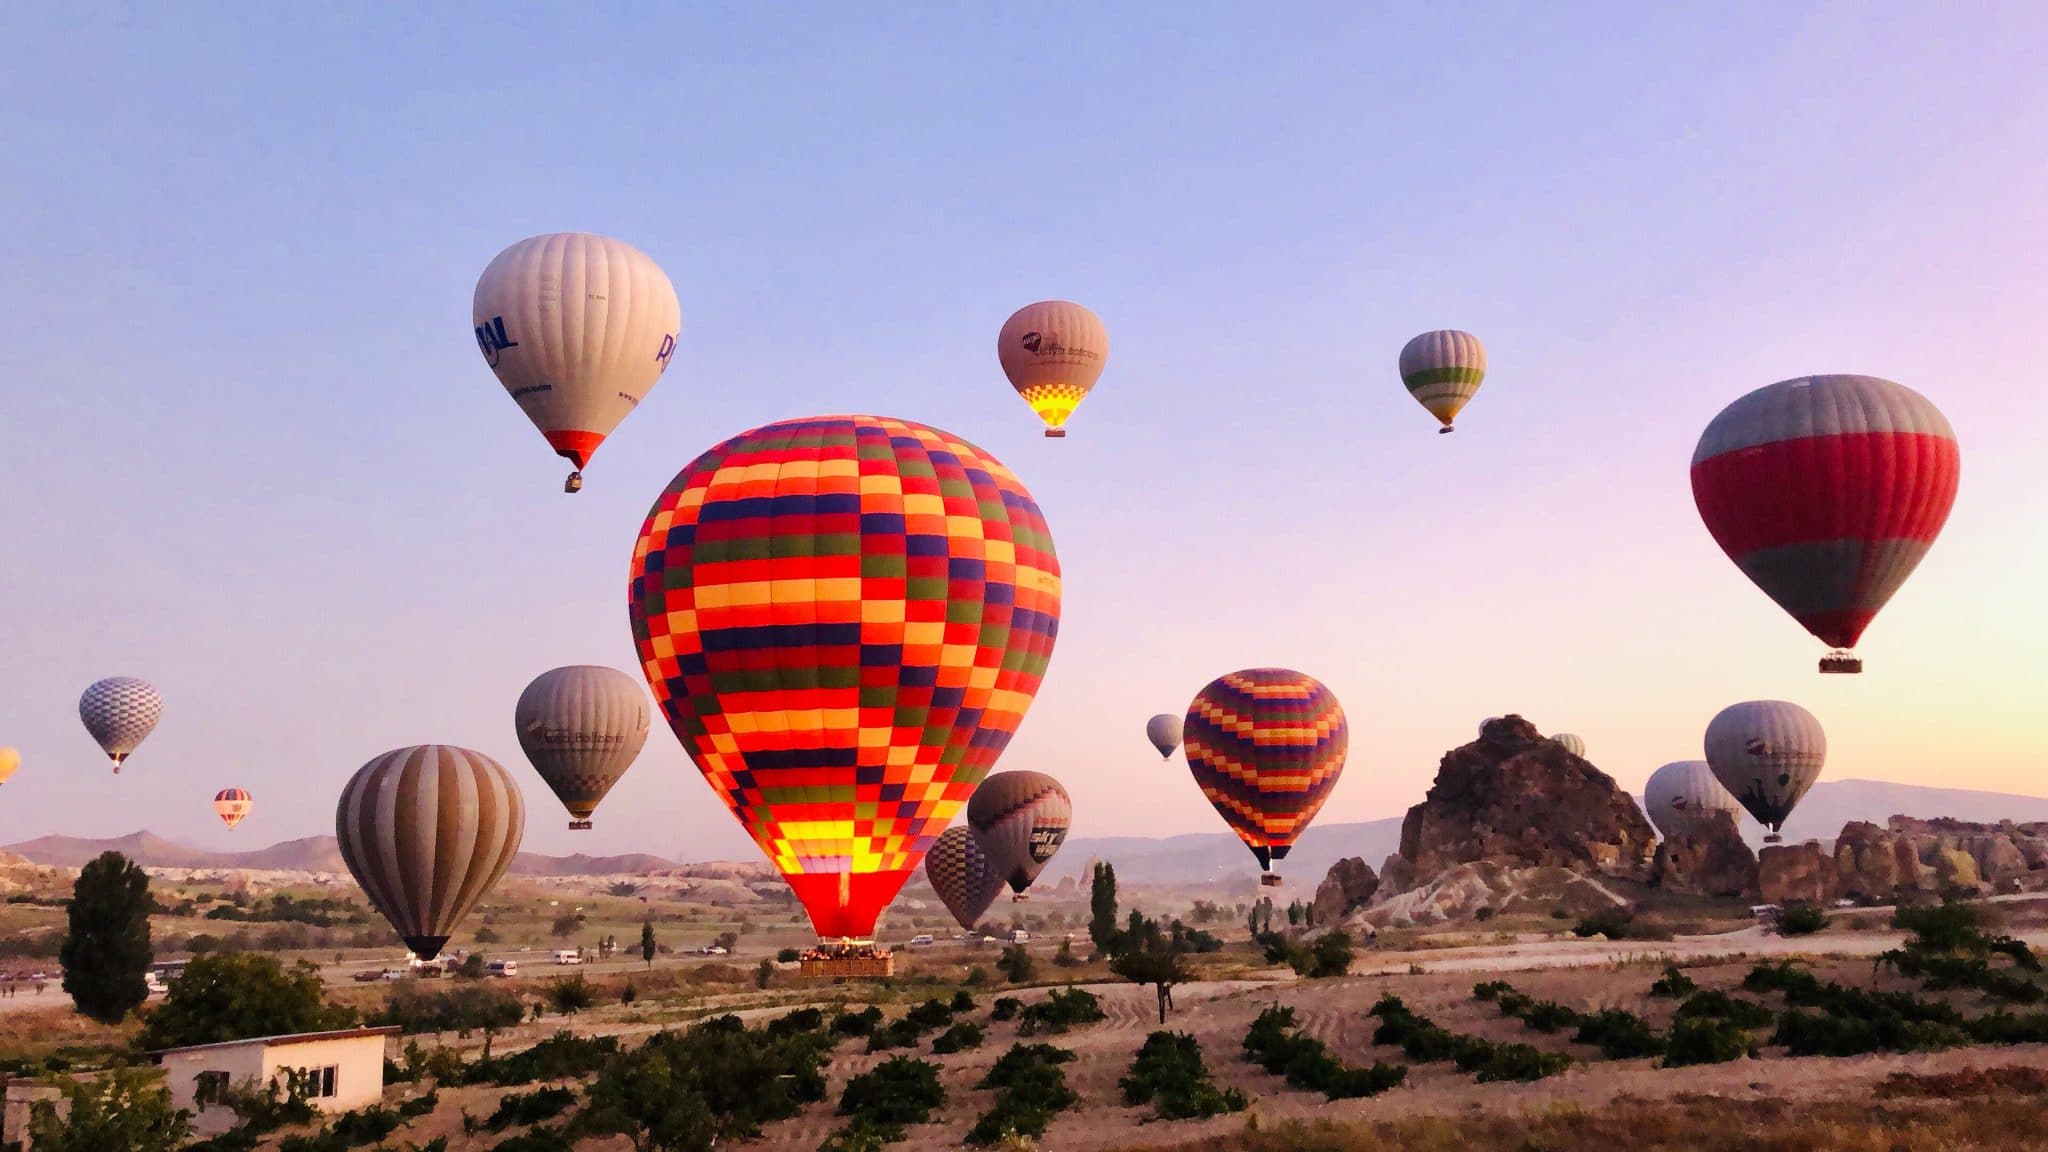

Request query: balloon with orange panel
[
  {"left": 1183, "top": 668, "right": 1348, "bottom": 886},
  {"left": 213, "top": 788, "right": 253, "bottom": 830},
  {"left": 627, "top": 415, "right": 1061, "bottom": 945}
]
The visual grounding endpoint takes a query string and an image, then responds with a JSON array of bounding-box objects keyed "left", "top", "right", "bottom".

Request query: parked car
[
  {"left": 697, "top": 945, "right": 728, "bottom": 956},
  {"left": 553, "top": 950, "right": 583, "bottom": 965},
  {"left": 1007, "top": 930, "right": 1030, "bottom": 944},
  {"left": 486, "top": 959, "right": 518, "bottom": 978},
  {"left": 352, "top": 970, "right": 383, "bottom": 983},
  {"left": 381, "top": 968, "right": 408, "bottom": 981},
  {"left": 907, "top": 934, "right": 934, "bottom": 948}
]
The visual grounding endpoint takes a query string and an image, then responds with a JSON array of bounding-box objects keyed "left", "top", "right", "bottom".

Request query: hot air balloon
[
  {"left": 1399, "top": 330, "right": 1486, "bottom": 434},
  {"left": 1704, "top": 701, "right": 1825, "bottom": 843},
  {"left": 0, "top": 747, "right": 18, "bottom": 786},
  {"left": 1690, "top": 375, "right": 1960, "bottom": 673},
  {"left": 1642, "top": 760, "right": 1741, "bottom": 840},
  {"left": 968, "top": 771, "right": 1072, "bottom": 900},
  {"left": 514, "top": 666, "right": 650, "bottom": 830},
  {"left": 79, "top": 677, "right": 162, "bottom": 771},
  {"left": 628, "top": 415, "right": 1061, "bottom": 952},
  {"left": 998, "top": 301, "right": 1107, "bottom": 438},
  {"left": 925, "top": 826, "right": 1003, "bottom": 932},
  {"left": 214, "top": 788, "right": 253, "bottom": 830},
  {"left": 1145, "top": 714, "right": 1183, "bottom": 759},
  {"left": 336, "top": 745, "right": 525, "bottom": 961},
  {"left": 1553, "top": 733, "right": 1586, "bottom": 758},
  {"left": 473, "top": 233, "right": 683, "bottom": 493},
  {"left": 1184, "top": 669, "right": 1348, "bottom": 886}
]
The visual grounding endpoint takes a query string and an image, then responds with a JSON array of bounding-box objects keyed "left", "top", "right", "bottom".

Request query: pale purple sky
[{"left": 3, "top": 4, "right": 2045, "bottom": 860}]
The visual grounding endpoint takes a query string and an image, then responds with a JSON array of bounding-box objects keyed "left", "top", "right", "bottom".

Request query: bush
[
  {"left": 998, "top": 944, "right": 1034, "bottom": 983},
  {"left": 1674, "top": 990, "right": 1775, "bottom": 1029},
  {"left": 1517, "top": 1000, "right": 1582, "bottom": 1034},
  {"left": 486, "top": 1086, "right": 575, "bottom": 1131},
  {"left": 1648, "top": 966, "right": 1698, "bottom": 998},
  {"left": 466, "top": 1031, "right": 620, "bottom": 1088},
  {"left": 1663, "top": 1015, "right": 1760, "bottom": 1067},
  {"left": 838, "top": 1054, "right": 946, "bottom": 1134},
  {"left": 546, "top": 974, "right": 595, "bottom": 1014},
  {"left": 371, "top": 983, "right": 525, "bottom": 1037},
  {"left": 1779, "top": 904, "right": 1829, "bottom": 936},
  {"left": 904, "top": 998, "right": 956, "bottom": 1030},
  {"left": 1893, "top": 900, "right": 1984, "bottom": 953},
  {"left": 1017, "top": 987, "right": 1104, "bottom": 1036},
  {"left": 1304, "top": 931, "right": 1354, "bottom": 978},
  {"left": 951, "top": 990, "right": 976, "bottom": 1013},
  {"left": 1965, "top": 1011, "right": 2048, "bottom": 1045},
  {"left": 396, "top": 1090, "right": 439, "bottom": 1119},
  {"left": 1472, "top": 980, "right": 1513, "bottom": 1001},
  {"left": 776, "top": 947, "right": 801, "bottom": 963},
  {"left": 990, "top": 996, "right": 1023, "bottom": 1022},
  {"left": 967, "top": 1044, "right": 1079, "bottom": 1146},
  {"left": 1253, "top": 1002, "right": 1408, "bottom": 1099},
  {"left": 578, "top": 1016, "right": 831, "bottom": 1147},
  {"left": 931, "top": 1021, "right": 984, "bottom": 1054},
  {"left": 832, "top": 1006, "right": 883, "bottom": 1037},
  {"left": 765, "top": 1007, "right": 825, "bottom": 1038},
  {"left": 1572, "top": 1009, "right": 1664, "bottom": 1059},
  {"left": 1772, "top": 1009, "right": 1966, "bottom": 1057},
  {"left": 1573, "top": 908, "right": 1634, "bottom": 939},
  {"left": 1120, "top": 1032, "right": 1247, "bottom": 1120},
  {"left": 1470, "top": 1042, "right": 1572, "bottom": 1083}
]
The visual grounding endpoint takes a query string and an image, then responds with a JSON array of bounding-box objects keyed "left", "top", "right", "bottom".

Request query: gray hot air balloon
[
  {"left": 1552, "top": 733, "right": 1586, "bottom": 759},
  {"left": 79, "top": 676, "right": 162, "bottom": 771},
  {"left": 1145, "top": 713, "right": 1183, "bottom": 759},
  {"left": 967, "top": 770, "right": 1072, "bottom": 899},
  {"left": 924, "top": 825, "right": 1004, "bottom": 932},
  {"left": 514, "top": 665, "right": 650, "bottom": 830},
  {"left": 1705, "top": 701, "right": 1826, "bottom": 842},
  {"left": 1642, "top": 760, "right": 1742, "bottom": 839},
  {"left": 336, "top": 745, "right": 525, "bottom": 960}
]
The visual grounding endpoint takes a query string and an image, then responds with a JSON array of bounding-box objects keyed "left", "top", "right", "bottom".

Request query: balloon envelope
[
  {"left": 514, "top": 666, "right": 650, "bottom": 829},
  {"left": 628, "top": 415, "right": 1061, "bottom": 943},
  {"left": 1552, "top": 733, "right": 1586, "bottom": 759},
  {"left": 924, "top": 825, "right": 1003, "bottom": 931},
  {"left": 1691, "top": 375, "right": 1959, "bottom": 666},
  {"left": 214, "top": 788, "right": 253, "bottom": 830},
  {"left": 1145, "top": 714, "right": 1183, "bottom": 759},
  {"left": 473, "top": 233, "right": 682, "bottom": 483},
  {"left": 1642, "top": 760, "right": 1740, "bottom": 839},
  {"left": 1399, "top": 330, "right": 1486, "bottom": 431},
  {"left": 79, "top": 677, "right": 162, "bottom": 770},
  {"left": 1183, "top": 669, "right": 1348, "bottom": 871},
  {"left": 998, "top": 301, "right": 1107, "bottom": 436},
  {"left": 336, "top": 745, "right": 526, "bottom": 961},
  {"left": 1704, "top": 701, "right": 1826, "bottom": 836},
  {"left": 967, "top": 771, "right": 1072, "bottom": 895},
  {"left": 0, "top": 747, "right": 17, "bottom": 786}
]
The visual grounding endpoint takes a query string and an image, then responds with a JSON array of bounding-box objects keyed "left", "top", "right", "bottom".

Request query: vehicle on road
[
  {"left": 907, "top": 934, "right": 934, "bottom": 948},
  {"left": 352, "top": 970, "right": 383, "bottom": 983},
  {"left": 1007, "top": 930, "right": 1030, "bottom": 944},
  {"left": 487, "top": 959, "right": 518, "bottom": 978},
  {"left": 553, "top": 950, "right": 583, "bottom": 965},
  {"left": 381, "top": 968, "right": 407, "bottom": 981},
  {"left": 697, "top": 945, "right": 727, "bottom": 956}
]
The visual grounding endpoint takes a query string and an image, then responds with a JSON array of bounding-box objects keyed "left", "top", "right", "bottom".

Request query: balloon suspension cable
[
  {"left": 564, "top": 471, "right": 584, "bottom": 494},
  {"left": 1819, "top": 651, "right": 1862, "bottom": 674},
  {"left": 1044, "top": 428, "right": 1066, "bottom": 438}
]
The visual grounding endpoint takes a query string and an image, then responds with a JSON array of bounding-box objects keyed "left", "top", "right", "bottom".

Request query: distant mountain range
[{"left": 10, "top": 778, "right": 2047, "bottom": 883}]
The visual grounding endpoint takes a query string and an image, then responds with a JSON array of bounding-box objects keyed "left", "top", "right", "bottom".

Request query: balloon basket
[
  {"left": 1763, "top": 834, "right": 1783, "bottom": 845},
  {"left": 1260, "top": 874, "right": 1283, "bottom": 888},
  {"left": 1438, "top": 425, "right": 1455, "bottom": 435},
  {"left": 1043, "top": 428, "right": 1066, "bottom": 439},
  {"left": 1819, "top": 652, "right": 1862, "bottom": 674},
  {"left": 568, "top": 820, "right": 592, "bottom": 830},
  {"left": 798, "top": 946, "right": 894, "bottom": 980},
  {"left": 564, "top": 471, "right": 584, "bottom": 494},
  {"left": 1011, "top": 893, "right": 1030, "bottom": 902}
]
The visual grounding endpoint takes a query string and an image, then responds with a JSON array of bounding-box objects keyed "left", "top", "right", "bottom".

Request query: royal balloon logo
[
  {"left": 1020, "top": 331, "right": 1043, "bottom": 353},
  {"left": 523, "top": 720, "right": 626, "bottom": 747},
  {"left": 475, "top": 315, "right": 518, "bottom": 367},
  {"left": 655, "top": 332, "right": 676, "bottom": 366},
  {"left": 1017, "top": 331, "right": 1101, "bottom": 362}
]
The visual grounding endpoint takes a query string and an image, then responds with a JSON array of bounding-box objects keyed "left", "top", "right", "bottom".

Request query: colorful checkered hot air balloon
[
  {"left": 628, "top": 415, "right": 1061, "bottom": 948},
  {"left": 213, "top": 788, "right": 253, "bottom": 830},
  {"left": 1183, "top": 669, "right": 1348, "bottom": 886},
  {"left": 1691, "top": 375, "right": 1960, "bottom": 673},
  {"left": 924, "top": 825, "right": 1003, "bottom": 932}
]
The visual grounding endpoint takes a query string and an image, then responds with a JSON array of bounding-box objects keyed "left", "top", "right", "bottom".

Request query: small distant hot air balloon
[
  {"left": 1642, "top": 760, "right": 1741, "bottom": 840},
  {"left": 1145, "top": 714, "right": 1183, "bottom": 759},
  {"left": 473, "top": 233, "right": 683, "bottom": 493},
  {"left": 998, "top": 301, "right": 1108, "bottom": 438},
  {"left": 514, "top": 666, "right": 650, "bottom": 830},
  {"left": 1184, "top": 669, "right": 1348, "bottom": 886},
  {"left": 1552, "top": 733, "right": 1586, "bottom": 759},
  {"left": 214, "top": 788, "right": 253, "bottom": 830},
  {"left": 924, "top": 826, "right": 1003, "bottom": 932},
  {"left": 79, "top": 677, "right": 162, "bottom": 771},
  {"left": 629, "top": 415, "right": 1061, "bottom": 950},
  {"left": 336, "top": 745, "right": 526, "bottom": 961},
  {"left": 1399, "top": 330, "right": 1486, "bottom": 434},
  {"left": 1704, "top": 701, "right": 1825, "bottom": 843},
  {"left": 0, "top": 747, "right": 18, "bottom": 786},
  {"left": 968, "top": 771, "right": 1072, "bottom": 900},
  {"left": 1691, "top": 375, "right": 1960, "bottom": 673}
]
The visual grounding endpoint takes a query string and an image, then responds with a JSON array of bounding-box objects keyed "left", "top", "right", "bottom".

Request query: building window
[
  {"left": 194, "top": 1070, "right": 230, "bottom": 1109},
  {"left": 293, "top": 1064, "right": 338, "bottom": 1099}
]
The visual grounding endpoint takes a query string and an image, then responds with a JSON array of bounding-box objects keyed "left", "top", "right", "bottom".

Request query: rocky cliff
[
  {"left": 1649, "top": 810, "right": 1758, "bottom": 899},
  {"left": 1312, "top": 857, "right": 1379, "bottom": 924},
  {"left": 1393, "top": 715, "right": 1657, "bottom": 887},
  {"left": 1755, "top": 816, "right": 2048, "bottom": 904}
]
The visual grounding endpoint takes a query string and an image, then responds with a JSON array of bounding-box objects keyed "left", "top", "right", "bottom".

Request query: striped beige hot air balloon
[
  {"left": 1705, "top": 701, "right": 1826, "bottom": 843},
  {"left": 967, "top": 771, "right": 1072, "bottom": 898},
  {"left": 473, "top": 233, "right": 683, "bottom": 492},
  {"left": 336, "top": 745, "right": 526, "bottom": 960},
  {"left": 924, "top": 825, "right": 1003, "bottom": 932},
  {"left": 998, "top": 301, "right": 1108, "bottom": 437},
  {"left": 1399, "top": 329, "right": 1487, "bottom": 433},
  {"left": 1552, "top": 733, "right": 1586, "bottom": 758},
  {"left": 1145, "top": 713, "right": 1183, "bottom": 759},
  {"left": 1642, "top": 760, "right": 1741, "bottom": 839},
  {"left": 514, "top": 665, "right": 650, "bottom": 830}
]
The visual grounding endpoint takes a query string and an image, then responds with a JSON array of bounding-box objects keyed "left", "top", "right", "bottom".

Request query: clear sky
[{"left": 3, "top": 3, "right": 2046, "bottom": 861}]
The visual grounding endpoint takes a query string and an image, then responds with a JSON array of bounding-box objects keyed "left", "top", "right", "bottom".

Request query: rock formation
[
  {"left": 1758, "top": 842, "right": 1834, "bottom": 905},
  {"left": 1312, "top": 857, "right": 1379, "bottom": 925},
  {"left": 1393, "top": 715, "right": 1657, "bottom": 888},
  {"left": 1829, "top": 817, "right": 2048, "bottom": 900},
  {"left": 1649, "top": 810, "right": 1758, "bottom": 899}
]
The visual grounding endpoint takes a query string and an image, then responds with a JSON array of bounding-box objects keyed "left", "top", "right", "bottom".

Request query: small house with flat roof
[{"left": 149, "top": 1026, "right": 398, "bottom": 1134}]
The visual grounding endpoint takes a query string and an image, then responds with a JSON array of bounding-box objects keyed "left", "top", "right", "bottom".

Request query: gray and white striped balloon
[
  {"left": 336, "top": 745, "right": 526, "bottom": 960},
  {"left": 1705, "top": 701, "right": 1826, "bottom": 839},
  {"left": 514, "top": 665, "right": 650, "bottom": 829},
  {"left": 79, "top": 677, "right": 163, "bottom": 771},
  {"left": 1643, "top": 760, "right": 1742, "bottom": 839},
  {"left": 924, "top": 825, "right": 1004, "bottom": 932},
  {"left": 967, "top": 770, "right": 1072, "bottom": 897}
]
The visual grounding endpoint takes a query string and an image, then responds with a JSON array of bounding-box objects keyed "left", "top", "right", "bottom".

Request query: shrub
[
  {"left": 396, "top": 1090, "right": 439, "bottom": 1119},
  {"left": 1966, "top": 1012, "right": 2048, "bottom": 1045},
  {"left": 1255, "top": 1001, "right": 1408, "bottom": 1099},
  {"left": 1663, "top": 1015, "right": 1760, "bottom": 1066},
  {"left": 371, "top": 983, "right": 524, "bottom": 1037},
  {"left": 1648, "top": 966, "right": 1697, "bottom": 998},
  {"left": 1517, "top": 1000, "right": 1581, "bottom": 1034},
  {"left": 998, "top": 945, "right": 1034, "bottom": 983},
  {"left": 486, "top": 1086, "right": 574, "bottom": 1131},
  {"left": 140, "top": 953, "right": 356, "bottom": 1050},
  {"left": 1572, "top": 1009, "right": 1664, "bottom": 1059},
  {"left": 1779, "top": 904, "right": 1828, "bottom": 936},
  {"left": 904, "top": 998, "right": 956, "bottom": 1030},
  {"left": 932, "top": 1021, "right": 984, "bottom": 1054},
  {"left": 968, "top": 1045, "right": 1079, "bottom": 1146},
  {"left": 1304, "top": 931, "right": 1354, "bottom": 978},
  {"left": 951, "top": 990, "right": 976, "bottom": 1013},
  {"left": 776, "top": 947, "right": 801, "bottom": 963},
  {"left": 1470, "top": 1042, "right": 1572, "bottom": 1082},
  {"left": 1574, "top": 908, "right": 1634, "bottom": 939},
  {"left": 1673, "top": 990, "right": 1775, "bottom": 1029},
  {"left": 1772, "top": 1009, "right": 1966, "bottom": 1057},
  {"left": 765, "top": 1007, "right": 825, "bottom": 1038},
  {"left": 832, "top": 1006, "right": 884, "bottom": 1037},
  {"left": 1120, "top": 1032, "right": 1247, "bottom": 1119},
  {"left": 1017, "top": 987, "right": 1104, "bottom": 1036},
  {"left": 468, "top": 1031, "right": 620, "bottom": 1088},
  {"left": 1472, "top": 980, "right": 1513, "bottom": 1001},
  {"left": 838, "top": 1054, "right": 946, "bottom": 1133}
]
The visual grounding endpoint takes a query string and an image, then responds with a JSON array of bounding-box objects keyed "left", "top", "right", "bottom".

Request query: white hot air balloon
[
  {"left": 79, "top": 677, "right": 163, "bottom": 771},
  {"left": 1705, "top": 701, "right": 1826, "bottom": 842},
  {"left": 1145, "top": 713, "right": 1183, "bottom": 759},
  {"left": 473, "top": 233, "right": 682, "bottom": 492},
  {"left": 515, "top": 665, "right": 651, "bottom": 830},
  {"left": 1552, "top": 733, "right": 1586, "bottom": 759},
  {"left": 1642, "top": 760, "right": 1742, "bottom": 839}
]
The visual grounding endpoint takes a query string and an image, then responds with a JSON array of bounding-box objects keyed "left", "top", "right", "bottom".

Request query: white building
[{"left": 149, "top": 1026, "right": 398, "bottom": 1134}]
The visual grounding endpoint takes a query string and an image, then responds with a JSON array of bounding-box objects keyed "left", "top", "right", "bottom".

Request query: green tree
[
  {"left": 1087, "top": 862, "right": 1119, "bottom": 955},
  {"left": 581, "top": 1048, "right": 716, "bottom": 1152},
  {"left": 640, "top": 920, "right": 657, "bottom": 968},
  {"left": 997, "top": 944, "right": 1033, "bottom": 984},
  {"left": 26, "top": 1066, "right": 190, "bottom": 1152},
  {"left": 139, "top": 952, "right": 355, "bottom": 1050},
  {"left": 60, "top": 851, "right": 153, "bottom": 1023}
]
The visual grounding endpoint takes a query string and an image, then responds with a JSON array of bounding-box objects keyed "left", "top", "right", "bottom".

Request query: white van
[
  {"left": 1007, "top": 929, "right": 1030, "bottom": 944},
  {"left": 907, "top": 934, "right": 934, "bottom": 948},
  {"left": 487, "top": 959, "right": 518, "bottom": 978},
  {"left": 553, "top": 950, "right": 583, "bottom": 965}
]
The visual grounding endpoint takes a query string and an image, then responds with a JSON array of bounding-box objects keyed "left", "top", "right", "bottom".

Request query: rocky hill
[{"left": 1759, "top": 816, "right": 2048, "bottom": 904}]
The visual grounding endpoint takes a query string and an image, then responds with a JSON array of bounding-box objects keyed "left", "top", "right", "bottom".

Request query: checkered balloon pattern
[
  {"left": 628, "top": 415, "right": 1061, "bottom": 941},
  {"left": 1183, "top": 668, "right": 1348, "bottom": 870}
]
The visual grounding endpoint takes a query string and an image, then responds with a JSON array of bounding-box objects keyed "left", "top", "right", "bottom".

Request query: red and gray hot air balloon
[
  {"left": 1183, "top": 669, "right": 1348, "bottom": 886},
  {"left": 1691, "top": 375, "right": 1960, "bottom": 673},
  {"left": 967, "top": 771, "right": 1072, "bottom": 900}
]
